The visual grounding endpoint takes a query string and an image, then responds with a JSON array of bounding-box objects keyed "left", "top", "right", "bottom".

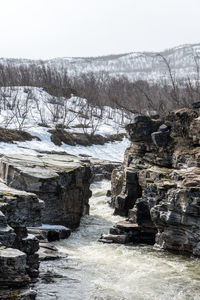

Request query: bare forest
[{"left": 0, "top": 53, "right": 200, "bottom": 120}]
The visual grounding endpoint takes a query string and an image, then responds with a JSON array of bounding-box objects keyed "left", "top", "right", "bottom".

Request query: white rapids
[{"left": 36, "top": 180, "right": 200, "bottom": 300}]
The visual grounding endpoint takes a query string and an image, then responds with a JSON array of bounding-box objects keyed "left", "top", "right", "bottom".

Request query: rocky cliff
[
  {"left": 0, "top": 154, "right": 92, "bottom": 229},
  {"left": 0, "top": 153, "right": 92, "bottom": 299},
  {"left": 0, "top": 182, "right": 43, "bottom": 299},
  {"left": 105, "top": 105, "right": 200, "bottom": 256}
]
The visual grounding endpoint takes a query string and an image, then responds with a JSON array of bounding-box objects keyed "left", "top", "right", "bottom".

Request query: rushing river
[{"left": 36, "top": 180, "right": 200, "bottom": 300}]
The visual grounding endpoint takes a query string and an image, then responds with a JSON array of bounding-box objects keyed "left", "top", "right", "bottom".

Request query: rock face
[
  {"left": 0, "top": 154, "right": 92, "bottom": 229},
  {"left": 0, "top": 182, "right": 43, "bottom": 299},
  {"left": 0, "top": 247, "right": 29, "bottom": 288},
  {"left": 80, "top": 157, "right": 121, "bottom": 181},
  {"left": 109, "top": 106, "right": 200, "bottom": 256},
  {"left": 0, "top": 153, "right": 92, "bottom": 299}
]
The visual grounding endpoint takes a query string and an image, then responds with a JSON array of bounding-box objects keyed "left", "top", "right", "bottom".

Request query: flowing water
[{"left": 36, "top": 180, "right": 200, "bottom": 300}]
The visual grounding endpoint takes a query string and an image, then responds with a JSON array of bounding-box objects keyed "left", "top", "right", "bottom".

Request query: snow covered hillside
[
  {"left": 1, "top": 43, "right": 200, "bottom": 82},
  {"left": 0, "top": 87, "right": 131, "bottom": 161},
  {"left": 1, "top": 43, "right": 198, "bottom": 161}
]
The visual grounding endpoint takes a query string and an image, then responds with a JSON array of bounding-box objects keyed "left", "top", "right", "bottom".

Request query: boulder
[
  {"left": 126, "top": 116, "right": 161, "bottom": 142},
  {"left": 0, "top": 288, "right": 37, "bottom": 300},
  {"left": 151, "top": 130, "right": 170, "bottom": 147},
  {"left": 0, "top": 211, "right": 15, "bottom": 247},
  {"left": 0, "top": 183, "right": 43, "bottom": 228},
  {"left": 0, "top": 178, "right": 43, "bottom": 295},
  {"left": 113, "top": 167, "right": 142, "bottom": 216},
  {"left": 189, "top": 116, "right": 200, "bottom": 145},
  {"left": 98, "top": 233, "right": 128, "bottom": 244},
  {"left": 0, "top": 154, "right": 92, "bottom": 229},
  {"left": 28, "top": 224, "right": 71, "bottom": 242},
  {"left": 80, "top": 157, "right": 121, "bottom": 181},
  {"left": 37, "top": 242, "right": 66, "bottom": 261},
  {"left": 158, "top": 124, "right": 170, "bottom": 132},
  {"left": 0, "top": 248, "right": 29, "bottom": 288},
  {"left": 192, "top": 101, "right": 200, "bottom": 109}
]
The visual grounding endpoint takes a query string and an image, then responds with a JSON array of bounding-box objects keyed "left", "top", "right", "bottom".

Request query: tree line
[{"left": 0, "top": 54, "right": 200, "bottom": 116}]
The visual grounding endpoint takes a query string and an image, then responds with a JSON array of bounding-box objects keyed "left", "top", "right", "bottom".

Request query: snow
[
  {"left": 0, "top": 86, "right": 132, "bottom": 134},
  {"left": 0, "top": 44, "right": 199, "bottom": 162},
  {"left": 29, "top": 224, "right": 69, "bottom": 230},
  {"left": 43, "top": 43, "right": 200, "bottom": 82},
  {"left": 1, "top": 43, "right": 200, "bottom": 83},
  {"left": 3, "top": 135, "right": 130, "bottom": 162},
  {"left": 0, "top": 86, "right": 131, "bottom": 162}
]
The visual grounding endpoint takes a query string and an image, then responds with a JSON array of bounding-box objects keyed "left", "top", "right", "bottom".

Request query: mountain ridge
[{"left": 1, "top": 42, "right": 200, "bottom": 82}]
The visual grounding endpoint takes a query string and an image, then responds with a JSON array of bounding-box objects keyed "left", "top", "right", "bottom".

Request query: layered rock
[
  {"left": 0, "top": 154, "right": 92, "bottom": 229},
  {"left": 0, "top": 247, "right": 29, "bottom": 288},
  {"left": 0, "top": 153, "right": 118, "bottom": 297},
  {"left": 108, "top": 106, "right": 200, "bottom": 256},
  {"left": 79, "top": 156, "right": 121, "bottom": 182},
  {"left": 0, "top": 182, "right": 43, "bottom": 299},
  {"left": 28, "top": 224, "right": 70, "bottom": 261},
  {"left": 0, "top": 153, "right": 92, "bottom": 298}
]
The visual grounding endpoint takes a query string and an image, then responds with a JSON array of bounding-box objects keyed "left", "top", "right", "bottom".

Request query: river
[{"left": 36, "top": 180, "right": 200, "bottom": 300}]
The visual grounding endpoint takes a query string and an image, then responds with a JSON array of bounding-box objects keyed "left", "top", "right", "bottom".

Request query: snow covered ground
[
  {"left": 0, "top": 87, "right": 131, "bottom": 162},
  {"left": 1, "top": 135, "right": 130, "bottom": 162}
]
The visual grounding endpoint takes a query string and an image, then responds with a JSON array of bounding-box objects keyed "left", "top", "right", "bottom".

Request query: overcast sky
[{"left": 0, "top": 0, "right": 199, "bottom": 59}]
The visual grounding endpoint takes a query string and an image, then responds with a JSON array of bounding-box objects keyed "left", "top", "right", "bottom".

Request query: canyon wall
[
  {"left": 110, "top": 105, "right": 200, "bottom": 255},
  {"left": 0, "top": 154, "right": 92, "bottom": 229},
  {"left": 0, "top": 182, "right": 43, "bottom": 299},
  {"left": 0, "top": 153, "right": 92, "bottom": 299}
]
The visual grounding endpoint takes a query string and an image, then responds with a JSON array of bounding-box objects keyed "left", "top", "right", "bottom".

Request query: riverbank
[{"left": 35, "top": 180, "right": 200, "bottom": 300}]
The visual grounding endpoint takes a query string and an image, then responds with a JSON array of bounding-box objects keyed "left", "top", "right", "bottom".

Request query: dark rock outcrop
[
  {"left": 0, "top": 127, "right": 40, "bottom": 143},
  {"left": 0, "top": 153, "right": 92, "bottom": 299},
  {"left": 80, "top": 157, "right": 121, "bottom": 181},
  {"left": 107, "top": 107, "right": 200, "bottom": 256},
  {"left": 0, "top": 154, "right": 92, "bottom": 229},
  {"left": 0, "top": 182, "right": 43, "bottom": 299},
  {"left": 28, "top": 224, "right": 71, "bottom": 242},
  {"left": 49, "top": 129, "right": 125, "bottom": 146},
  {"left": 126, "top": 115, "right": 161, "bottom": 142},
  {"left": 28, "top": 224, "right": 70, "bottom": 261}
]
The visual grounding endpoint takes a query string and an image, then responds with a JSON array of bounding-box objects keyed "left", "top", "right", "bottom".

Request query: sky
[{"left": 0, "top": 0, "right": 199, "bottom": 59}]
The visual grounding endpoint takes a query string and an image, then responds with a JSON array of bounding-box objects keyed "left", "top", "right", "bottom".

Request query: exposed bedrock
[
  {"left": 0, "top": 153, "right": 92, "bottom": 299},
  {"left": 0, "top": 247, "right": 30, "bottom": 288},
  {"left": 82, "top": 157, "right": 121, "bottom": 182},
  {"left": 0, "top": 182, "right": 43, "bottom": 299},
  {"left": 0, "top": 154, "right": 92, "bottom": 229},
  {"left": 107, "top": 106, "right": 200, "bottom": 256}
]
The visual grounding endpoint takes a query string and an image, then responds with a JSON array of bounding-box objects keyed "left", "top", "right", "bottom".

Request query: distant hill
[{"left": 1, "top": 43, "right": 200, "bottom": 82}]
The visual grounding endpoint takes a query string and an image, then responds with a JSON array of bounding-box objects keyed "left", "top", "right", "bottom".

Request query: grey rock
[
  {"left": 26, "top": 253, "right": 39, "bottom": 278},
  {"left": 14, "top": 233, "right": 39, "bottom": 255},
  {"left": 86, "top": 157, "right": 121, "bottom": 181},
  {"left": 126, "top": 116, "right": 161, "bottom": 142},
  {"left": 0, "top": 154, "right": 92, "bottom": 229},
  {"left": 0, "top": 288, "right": 37, "bottom": 300},
  {"left": 0, "top": 248, "right": 29, "bottom": 288},
  {"left": 28, "top": 224, "right": 71, "bottom": 242},
  {"left": 0, "top": 153, "right": 92, "bottom": 296},
  {"left": 108, "top": 106, "right": 200, "bottom": 256},
  {"left": 113, "top": 167, "right": 142, "bottom": 216},
  {"left": 192, "top": 101, "right": 200, "bottom": 109},
  {"left": 37, "top": 242, "right": 66, "bottom": 261},
  {"left": 98, "top": 233, "right": 128, "bottom": 244},
  {"left": 0, "top": 214, "right": 16, "bottom": 247},
  {"left": 0, "top": 182, "right": 43, "bottom": 228},
  {"left": 159, "top": 124, "right": 169, "bottom": 132},
  {"left": 151, "top": 130, "right": 170, "bottom": 147}
]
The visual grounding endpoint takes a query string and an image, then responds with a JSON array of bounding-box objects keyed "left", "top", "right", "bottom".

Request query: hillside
[
  {"left": 1, "top": 43, "right": 200, "bottom": 82},
  {"left": 0, "top": 86, "right": 130, "bottom": 161}
]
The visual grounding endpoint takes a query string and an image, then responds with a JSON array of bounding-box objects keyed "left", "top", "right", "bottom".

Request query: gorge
[{"left": 0, "top": 103, "right": 200, "bottom": 299}]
